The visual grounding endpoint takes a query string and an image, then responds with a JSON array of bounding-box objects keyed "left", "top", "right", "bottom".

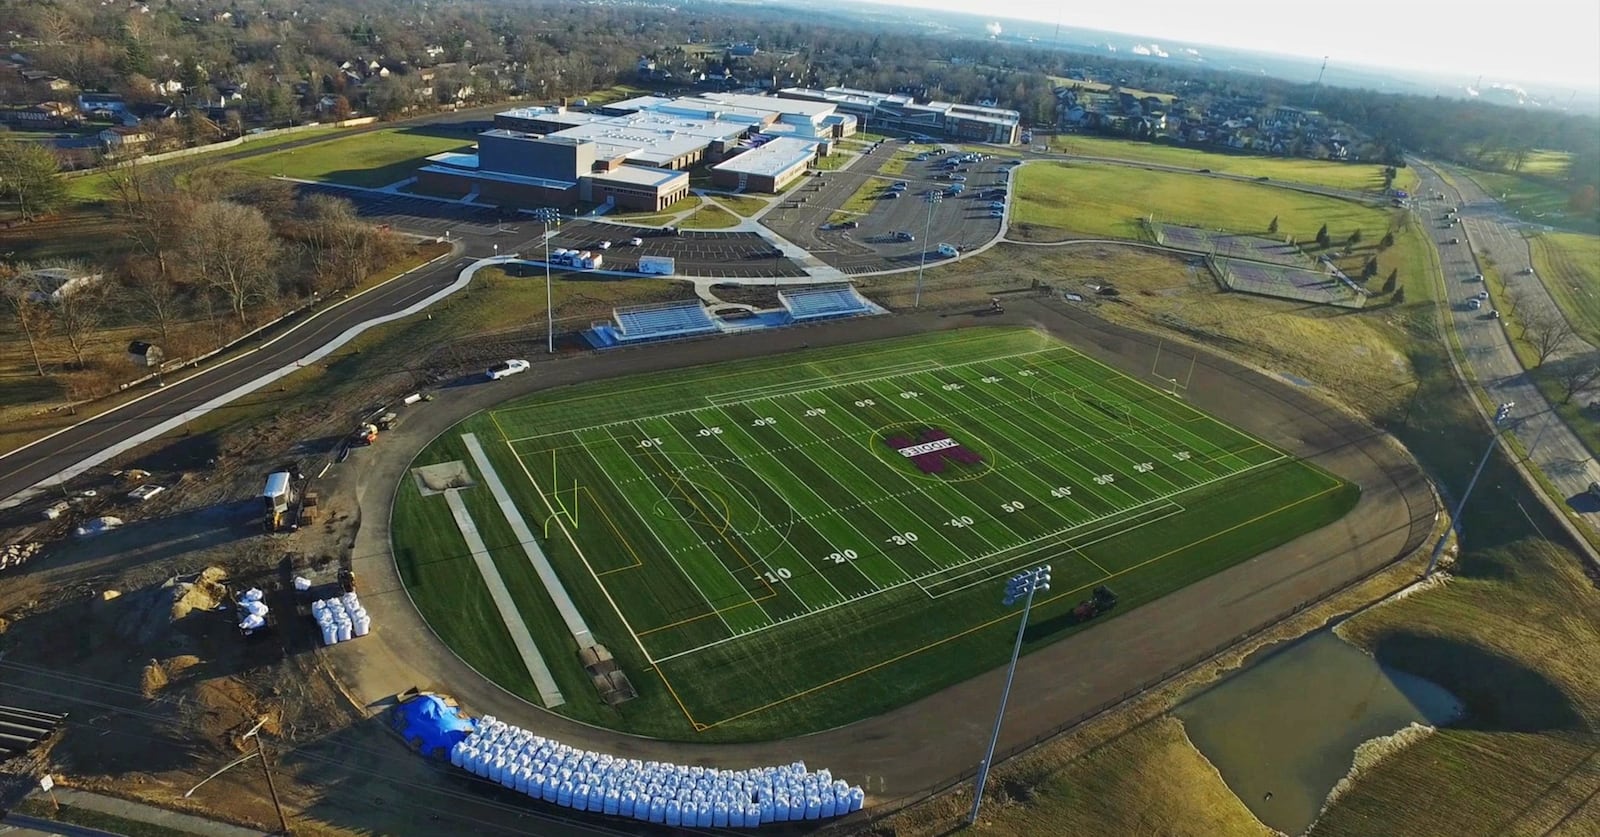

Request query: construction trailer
[
  {"left": 637, "top": 255, "right": 676, "bottom": 276},
  {"left": 262, "top": 471, "right": 296, "bottom": 531}
]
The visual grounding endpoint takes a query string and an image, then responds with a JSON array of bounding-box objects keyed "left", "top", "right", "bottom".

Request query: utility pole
[
  {"left": 533, "top": 207, "right": 561, "bottom": 354},
  {"left": 914, "top": 191, "right": 941, "bottom": 309},
  {"left": 243, "top": 716, "right": 290, "bottom": 835},
  {"left": 1425, "top": 401, "right": 1514, "bottom": 577},
  {"left": 969, "top": 565, "right": 1051, "bottom": 826}
]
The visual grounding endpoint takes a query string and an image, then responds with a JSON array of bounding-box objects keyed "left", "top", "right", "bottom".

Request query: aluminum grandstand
[
  {"left": 583, "top": 287, "right": 885, "bottom": 348},
  {"left": 779, "top": 285, "right": 874, "bottom": 321}
]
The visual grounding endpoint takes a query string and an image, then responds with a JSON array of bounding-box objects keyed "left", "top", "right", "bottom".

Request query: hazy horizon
[{"left": 846, "top": 0, "right": 1600, "bottom": 94}]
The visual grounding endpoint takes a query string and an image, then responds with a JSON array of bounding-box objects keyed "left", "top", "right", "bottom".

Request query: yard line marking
[
  {"left": 704, "top": 359, "right": 944, "bottom": 404},
  {"left": 714, "top": 401, "right": 924, "bottom": 587},
  {"left": 582, "top": 426, "right": 743, "bottom": 644},
  {"left": 654, "top": 414, "right": 855, "bottom": 605},
  {"left": 503, "top": 346, "right": 1074, "bottom": 443}
]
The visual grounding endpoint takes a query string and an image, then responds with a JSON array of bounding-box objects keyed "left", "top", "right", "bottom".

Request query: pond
[{"left": 1174, "top": 630, "right": 1463, "bottom": 835}]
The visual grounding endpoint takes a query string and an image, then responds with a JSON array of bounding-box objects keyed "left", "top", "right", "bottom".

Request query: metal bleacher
[
  {"left": 612, "top": 300, "right": 719, "bottom": 342},
  {"left": 779, "top": 285, "right": 871, "bottom": 321}
]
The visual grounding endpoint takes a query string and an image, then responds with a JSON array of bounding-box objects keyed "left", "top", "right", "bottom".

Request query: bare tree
[
  {"left": 180, "top": 200, "right": 279, "bottom": 328},
  {"left": 1, "top": 264, "right": 54, "bottom": 377},
  {"left": 121, "top": 257, "right": 187, "bottom": 346},
  {"left": 1547, "top": 353, "right": 1600, "bottom": 404},
  {"left": 1525, "top": 308, "right": 1575, "bottom": 367},
  {"left": 104, "top": 159, "right": 191, "bottom": 278},
  {"left": 52, "top": 265, "right": 111, "bottom": 369}
]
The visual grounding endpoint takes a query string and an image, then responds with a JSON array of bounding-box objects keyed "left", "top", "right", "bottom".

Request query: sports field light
[
  {"left": 533, "top": 207, "right": 561, "bottom": 354},
  {"left": 914, "top": 191, "right": 942, "bottom": 309},
  {"left": 1424, "top": 401, "right": 1513, "bottom": 577},
  {"left": 969, "top": 564, "right": 1050, "bottom": 825}
]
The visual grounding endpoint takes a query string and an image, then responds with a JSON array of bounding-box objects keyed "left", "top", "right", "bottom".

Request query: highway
[{"left": 1412, "top": 159, "right": 1600, "bottom": 522}]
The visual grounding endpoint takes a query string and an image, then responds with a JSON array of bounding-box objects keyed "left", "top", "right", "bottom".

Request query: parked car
[
  {"left": 951, "top": 175, "right": 967, "bottom": 182},
  {"left": 1449, "top": 238, "right": 1461, "bottom": 244},
  {"left": 1476, "top": 290, "right": 1489, "bottom": 300},
  {"left": 1471, "top": 273, "right": 1484, "bottom": 281},
  {"left": 894, "top": 231, "right": 915, "bottom": 241},
  {"left": 1468, "top": 298, "right": 1482, "bottom": 310},
  {"left": 486, "top": 359, "right": 530, "bottom": 380},
  {"left": 1489, "top": 309, "right": 1501, "bottom": 320},
  {"left": 628, "top": 237, "right": 643, "bottom": 246},
  {"left": 598, "top": 240, "right": 612, "bottom": 250},
  {"left": 841, "top": 220, "right": 859, "bottom": 229},
  {"left": 882, "top": 191, "right": 900, "bottom": 199}
]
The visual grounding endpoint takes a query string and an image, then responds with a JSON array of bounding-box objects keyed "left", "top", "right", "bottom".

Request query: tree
[
  {"left": 1267, "top": 215, "right": 1279, "bottom": 234},
  {"left": 1347, "top": 228, "right": 1363, "bottom": 247},
  {"left": 1361, "top": 257, "right": 1379, "bottom": 280},
  {"left": 1548, "top": 354, "right": 1600, "bottom": 405},
  {"left": 1392, "top": 287, "right": 1406, "bottom": 304},
  {"left": 1379, "top": 231, "right": 1395, "bottom": 250},
  {"left": 51, "top": 264, "right": 110, "bottom": 368},
  {"left": 1525, "top": 309, "right": 1575, "bottom": 367},
  {"left": 180, "top": 201, "right": 279, "bottom": 328},
  {"left": 331, "top": 95, "right": 352, "bottom": 120},
  {"left": 0, "top": 142, "right": 68, "bottom": 222},
  {"left": 1, "top": 264, "right": 52, "bottom": 376},
  {"left": 122, "top": 258, "right": 186, "bottom": 346},
  {"left": 1382, "top": 269, "right": 1398, "bottom": 294},
  {"left": 1315, "top": 223, "right": 1330, "bottom": 248}
]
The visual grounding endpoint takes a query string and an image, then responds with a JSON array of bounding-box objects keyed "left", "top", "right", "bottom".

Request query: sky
[{"left": 854, "top": 0, "right": 1600, "bottom": 91}]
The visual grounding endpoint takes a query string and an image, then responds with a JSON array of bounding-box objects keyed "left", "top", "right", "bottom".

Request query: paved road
[
  {"left": 1412, "top": 160, "right": 1600, "bottom": 522},
  {"left": 0, "top": 245, "right": 482, "bottom": 508}
]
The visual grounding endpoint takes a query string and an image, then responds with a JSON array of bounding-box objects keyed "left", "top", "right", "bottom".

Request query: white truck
[
  {"left": 548, "top": 249, "right": 603, "bottom": 269},
  {"left": 637, "top": 255, "right": 676, "bottom": 276}
]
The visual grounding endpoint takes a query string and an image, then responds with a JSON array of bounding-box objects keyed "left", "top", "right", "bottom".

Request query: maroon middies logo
[{"left": 884, "top": 428, "right": 984, "bottom": 474}]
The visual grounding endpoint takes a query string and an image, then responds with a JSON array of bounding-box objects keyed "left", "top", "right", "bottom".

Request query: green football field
[{"left": 394, "top": 328, "right": 1358, "bottom": 740}]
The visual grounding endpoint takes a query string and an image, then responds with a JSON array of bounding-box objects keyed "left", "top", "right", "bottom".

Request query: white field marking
[
  {"left": 650, "top": 414, "right": 853, "bottom": 607},
  {"left": 703, "top": 359, "right": 943, "bottom": 405},
  {"left": 504, "top": 346, "right": 1071, "bottom": 443},
  {"left": 509, "top": 431, "right": 666, "bottom": 663},
  {"left": 740, "top": 400, "right": 950, "bottom": 585},
  {"left": 601, "top": 421, "right": 768, "bottom": 632},
  {"left": 917, "top": 502, "right": 1186, "bottom": 599},
  {"left": 441, "top": 489, "right": 567, "bottom": 708},
  {"left": 704, "top": 402, "right": 914, "bottom": 590},
  {"left": 800, "top": 385, "right": 1004, "bottom": 554},
  {"left": 649, "top": 452, "right": 1284, "bottom": 666},
  {"left": 942, "top": 367, "right": 1190, "bottom": 499},
  {"left": 895, "top": 370, "right": 1149, "bottom": 508},
  {"left": 462, "top": 433, "right": 596, "bottom": 647},
  {"left": 1020, "top": 355, "right": 1265, "bottom": 474}
]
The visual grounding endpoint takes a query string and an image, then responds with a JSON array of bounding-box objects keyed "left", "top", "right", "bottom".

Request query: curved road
[
  {"left": 1412, "top": 159, "right": 1600, "bottom": 523},
  {"left": 0, "top": 244, "right": 476, "bottom": 508}
]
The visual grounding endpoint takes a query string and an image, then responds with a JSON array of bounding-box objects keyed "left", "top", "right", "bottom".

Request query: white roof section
[
  {"left": 604, "top": 95, "right": 675, "bottom": 112},
  {"left": 426, "top": 151, "right": 479, "bottom": 169},
  {"left": 418, "top": 164, "right": 577, "bottom": 190},
  {"left": 698, "top": 92, "right": 837, "bottom": 118},
  {"left": 548, "top": 111, "right": 748, "bottom": 166},
  {"left": 499, "top": 105, "right": 562, "bottom": 121},
  {"left": 712, "top": 137, "right": 819, "bottom": 178},
  {"left": 589, "top": 165, "right": 689, "bottom": 189}
]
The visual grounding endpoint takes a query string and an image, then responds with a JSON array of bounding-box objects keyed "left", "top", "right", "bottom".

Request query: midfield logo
[{"left": 884, "top": 428, "right": 984, "bottom": 474}]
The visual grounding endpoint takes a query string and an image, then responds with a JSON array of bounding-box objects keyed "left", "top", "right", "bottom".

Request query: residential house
[
  {"left": 150, "top": 79, "right": 185, "bottom": 97},
  {"left": 77, "top": 92, "right": 126, "bottom": 118},
  {"left": 129, "top": 102, "right": 179, "bottom": 122},
  {"left": 99, "top": 125, "right": 153, "bottom": 155},
  {"left": 424, "top": 44, "right": 446, "bottom": 63},
  {"left": 21, "top": 267, "right": 103, "bottom": 304},
  {"left": 3, "top": 101, "right": 78, "bottom": 126},
  {"left": 19, "top": 69, "right": 72, "bottom": 92}
]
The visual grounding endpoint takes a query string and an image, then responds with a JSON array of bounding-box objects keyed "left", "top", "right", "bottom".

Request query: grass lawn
[
  {"left": 14, "top": 799, "right": 196, "bottom": 837},
  {"left": 218, "top": 128, "right": 474, "bottom": 188},
  {"left": 708, "top": 194, "right": 768, "bottom": 217},
  {"left": 63, "top": 126, "right": 353, "bottom": 204},
  {"left": 608, "top": 194, "right": 701, "bottom": 222},
  {"left": 1529, "top": 232, "right": 1600, "bottom": 345},
  {"left": 677, "top": 205, "right": 739, "bottom": 229},
  {"left": 1465, "top": 169, "right": 1599, "bottom": 235},
  {"left": 394, "top": 328, "right": 1355, "bottom": 740},
  {"left": 1048, "top": 134, "right": 1415, "bottom": 193},
  {"left": 1014, "top": 162, "right": 1394, "bottom": 244},
  {"left": 886, "top": 716, "right": 1270, "bottom": 836},
  {"left": 810, "top": 151, "right": 854, "bottom": 171}
]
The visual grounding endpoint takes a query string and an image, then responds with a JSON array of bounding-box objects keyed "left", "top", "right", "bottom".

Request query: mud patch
[{"left": 412, "top": 461, "right": 476, "bottom": 496}]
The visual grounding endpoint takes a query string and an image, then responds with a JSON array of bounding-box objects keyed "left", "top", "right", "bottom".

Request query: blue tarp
[{"left": 393, "top": 694, "right": 477, "bottom": 760}]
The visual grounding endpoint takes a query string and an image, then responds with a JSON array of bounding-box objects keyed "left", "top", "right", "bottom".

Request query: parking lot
[
  {"left": 762, "top": 142, "right": 1014, "bottom": 274},
  {"left": 540, "top": 221, "right": 807, "bottom": 279}
]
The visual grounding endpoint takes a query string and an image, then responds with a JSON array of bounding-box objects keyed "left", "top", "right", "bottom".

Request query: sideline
[
  {"left": 1, "top": 254, "right": 514, "bottom": 505},
  {"left": 0, "top": 246, "right": 460, "bottom": 469}
]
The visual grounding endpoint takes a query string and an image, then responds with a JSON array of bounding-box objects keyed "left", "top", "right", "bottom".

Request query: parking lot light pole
[
  {"left": 915, "top": 192, "right": 942, "bottom": 309},
  {"left": 533, "top": 207, "right": 561, "bottom": 354},
  {"left": 1425, "top": 401, "right": 1514, "bottom": 577},
  {"left": 969, "top": 564, "right": 1051, "bottom": 826}
]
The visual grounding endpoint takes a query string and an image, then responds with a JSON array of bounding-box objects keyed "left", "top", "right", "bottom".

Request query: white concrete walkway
[{"left": 443, "top": 488, "right": 565, "bottom": 707}]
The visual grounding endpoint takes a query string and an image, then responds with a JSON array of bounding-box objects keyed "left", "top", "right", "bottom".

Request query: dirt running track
[{"left": 331, "top": 296, "right": 1436, "bottom": 809}]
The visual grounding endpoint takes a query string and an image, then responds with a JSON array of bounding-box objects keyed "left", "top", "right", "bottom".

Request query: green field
[
  {"left": 1465, "top": 169, "right": 1599, "bottom": 235},
  {"left": 1530, "top": 232, "right": 1600, "bottom": 345},
  {"left": 395, "top": 330, "right": 1356, "bottom": 740},
  {"left": 222, "top": 127, "right": 474, "bottom": 187},
  {"left": 1014, "top": 162, "right": 1394, "bottom": 242},
  {"left": 1047, "top": 135, "right": 1416, "bottom": 194}
]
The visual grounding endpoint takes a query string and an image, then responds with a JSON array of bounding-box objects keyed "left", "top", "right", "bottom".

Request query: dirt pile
[
  {"left": 188, "top": 676, "right": 280, "bottom": 750},
  {"left": 140, "top": 654, "right": 202, "bottom": 698},
  {"left": 170, "top": 567, "right": 229, "bottom": 622}
]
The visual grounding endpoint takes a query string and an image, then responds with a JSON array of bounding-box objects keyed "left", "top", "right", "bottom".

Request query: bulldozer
[{"left": 262, "top": 471, "right": 296, "bottom": 532}]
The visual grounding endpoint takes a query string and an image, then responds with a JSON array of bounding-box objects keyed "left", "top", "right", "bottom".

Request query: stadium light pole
[
  {"left": 1424, "top": 401, "right": 1514, "bottom": 577},
  {"left": 533, "top": 207, "right": 561, "bottom": 354},
  {"left": 914, "top": 191, "right": 942, "bottom": 309},
  {"left": 969, "top": 564, "right": 1051, "bottom": 826}
]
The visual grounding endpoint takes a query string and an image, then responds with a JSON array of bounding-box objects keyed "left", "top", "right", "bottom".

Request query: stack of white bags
[
  {"left": 238, "top": 588, "right": 269, "bottom": 632},
  {"left": 449, "top": 716, "right": 865, "bottom": 826},
  {"left": 312, "top": 593, "right": 371, "bottom": 645}
]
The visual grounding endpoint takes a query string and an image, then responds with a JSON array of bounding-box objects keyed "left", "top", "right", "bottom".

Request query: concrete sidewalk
[{"left": 12, "top": 787, "right": 269, "bottom": 837}]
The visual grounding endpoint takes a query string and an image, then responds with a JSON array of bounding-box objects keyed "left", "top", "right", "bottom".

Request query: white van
[{"left": 936, "top": 243, "right": 959, "bottom": 258}]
